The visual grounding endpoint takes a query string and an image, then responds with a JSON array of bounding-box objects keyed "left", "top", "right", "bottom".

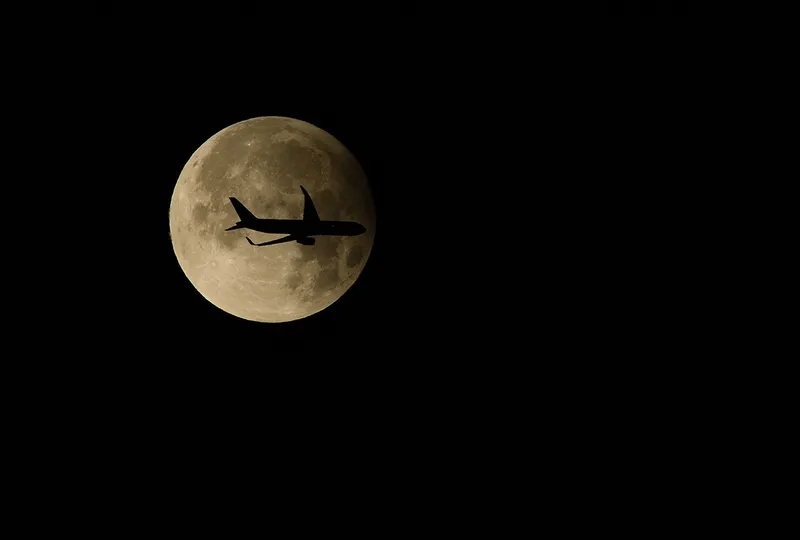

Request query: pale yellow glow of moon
[{"left": 169, "top": 116, "right": 376, "bottom": 323}]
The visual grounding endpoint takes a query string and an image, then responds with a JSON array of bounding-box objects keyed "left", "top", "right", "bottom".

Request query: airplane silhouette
[{"left": 225, "top": 185, "right": 366, "bottom": 246}]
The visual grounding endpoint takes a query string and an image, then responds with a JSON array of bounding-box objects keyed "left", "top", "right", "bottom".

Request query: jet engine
[{"left": 297, "top": 237, "right": 316, "bottom": 246}]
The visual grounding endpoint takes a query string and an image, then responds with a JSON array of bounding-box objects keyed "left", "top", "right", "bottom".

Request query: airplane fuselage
[
  {"left": 225, "top": 188, "right": 366, "bottom": 246},
  {"left": 245, "top": 218, "right": 366, "bottom": 237}
]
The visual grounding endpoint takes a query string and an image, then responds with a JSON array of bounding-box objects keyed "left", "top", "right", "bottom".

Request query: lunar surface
[{"left": 169, "top": 116, "right": 375, "bottom": 323}]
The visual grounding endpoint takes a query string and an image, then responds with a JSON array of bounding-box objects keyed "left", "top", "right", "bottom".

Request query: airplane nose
[{"left": 355, "top": 223, "right": 366, "bottom": 235}]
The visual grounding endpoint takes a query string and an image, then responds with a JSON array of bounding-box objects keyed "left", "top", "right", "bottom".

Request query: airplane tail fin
[
  {"left": 229, "top": 197, "right": 257, "bottom": 222},
  {"left": 226, "top": 198, "right": 257, "bottom": 231}
]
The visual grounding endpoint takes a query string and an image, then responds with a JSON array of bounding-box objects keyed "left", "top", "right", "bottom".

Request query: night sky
[
  {"left": 600, "top": 1, "right": 689, "bottom": 15},
  {"left": 0, "top": 6, "right": 712, "bottom": 497},
  {"left": 29, "top": 4, "right": 692, "bottom": 381}
]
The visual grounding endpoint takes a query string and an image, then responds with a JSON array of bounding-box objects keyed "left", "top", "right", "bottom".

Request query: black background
[
  {"left": 2, "top": 2, "right": 724, "bottom": 518},
  {"left": 16, "top": 3, "right": 695, "bottom": 395},
  {"left": 602, "top": 1, "right": 689, "bottom": 15}
]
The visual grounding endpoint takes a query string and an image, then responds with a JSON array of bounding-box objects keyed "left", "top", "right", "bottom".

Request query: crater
[
  {"left": 272, "top": 140, "right": 324, "bottom": 183},
  {"left": 192, "top": 203, "right": 210, "bottom": 225},
  {"left": 286, "top": 272, "right": 303, "bottom": 291},
  {"left": 314, "top": 266, "right": 340, "bottom": 295},
  {"left": 316, "top": 237, "right": 341, "bottom": 261},
  {"left": 217, "top": 231, "right": 238, "bottom": 250},
  {"left": 346, "top": 244, "right": 363, "bottom": 268},
  {"left": 314, "top": 189, "right": 340, "bottom": 220}
]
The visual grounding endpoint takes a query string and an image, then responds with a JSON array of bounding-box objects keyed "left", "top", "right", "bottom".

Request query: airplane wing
[
  {"left": 300, "top": 185, "right": 320, "bottom": 222},
  {"left": 246, "top": 235, "right": 297, "bottom": 247}
]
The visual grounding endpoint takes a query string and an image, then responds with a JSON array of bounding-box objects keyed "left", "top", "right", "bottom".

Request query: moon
[{"left": 169, "top": 116, "right": 376, "bottom": 323}]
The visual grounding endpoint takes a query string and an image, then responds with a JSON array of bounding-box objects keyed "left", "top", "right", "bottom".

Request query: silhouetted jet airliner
[{"left": 225, "top": 185, "right": 366, "bottom": 246}]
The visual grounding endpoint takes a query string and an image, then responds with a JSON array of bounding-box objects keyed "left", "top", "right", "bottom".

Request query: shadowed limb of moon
[{"left": 169, "top": 116, "right": 376, "bottom": 323}]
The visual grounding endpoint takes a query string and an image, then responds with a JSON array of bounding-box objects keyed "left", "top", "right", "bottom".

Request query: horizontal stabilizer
[{"left": 225, "top": 223, "right": 244, "bottom": 231}]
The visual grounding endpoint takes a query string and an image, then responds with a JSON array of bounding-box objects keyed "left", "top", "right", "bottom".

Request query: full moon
[{"left": 169, "top": 116, "right": 376, "bottom": 323}]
